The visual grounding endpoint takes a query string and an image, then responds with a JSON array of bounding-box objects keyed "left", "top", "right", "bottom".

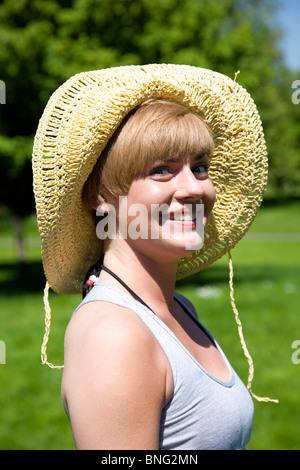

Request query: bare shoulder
[
  {"left": 63, "top": 300, "right": 164, "bottom": 364},
  {"left": 62, "top": 300, "right": 169, "bottom": 388},
  {"left": 61, "top": 300, "right": 170, "bottom": 449}
]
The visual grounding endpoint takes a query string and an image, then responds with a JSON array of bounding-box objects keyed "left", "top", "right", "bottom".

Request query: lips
[
  {"left": 169, "top": 201, "right": 203, "bottom": 222},
  {"left": 157, "top": 201, "right": 204, "bottom": 227}
]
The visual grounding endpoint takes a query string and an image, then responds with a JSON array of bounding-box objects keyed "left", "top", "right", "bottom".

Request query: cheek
[
  {"left": 127, "top": 180, "right": 169, "bottom": 206},
  {"left": 208, "top": 180, "right": 216, "bottom": 205},
  {"left": 204, "top": 180, "right": 216, "bottom": 217}
]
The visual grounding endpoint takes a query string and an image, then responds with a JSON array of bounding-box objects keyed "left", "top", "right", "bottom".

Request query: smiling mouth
[
  {"left": 170, "top": 212, "right": 198, "bottom": 222},
  {"left": 170, "top": 201, "right": 203, "bottom": 222},
  {"left": 158, "top": 201, "right": 204, "bottom": 225}
]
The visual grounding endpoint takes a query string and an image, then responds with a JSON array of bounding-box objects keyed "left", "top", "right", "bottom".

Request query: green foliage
[
  {"left": 0, "top": 0, "right": 299, "bottom": 219},
  {"left": 0, "top": 136, "right": 34, "bottom": 216},
  {"left": 261, "top": 69, "right": 300, "bottom": 198}
]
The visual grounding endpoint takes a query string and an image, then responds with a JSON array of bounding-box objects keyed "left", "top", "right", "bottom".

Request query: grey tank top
[{"left": 74, "top": 280, "right": 254, "bottom": 450}]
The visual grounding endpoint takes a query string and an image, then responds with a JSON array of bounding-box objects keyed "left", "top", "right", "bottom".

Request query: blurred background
[{"left": 0, "top": 0, "right": 299, "bottom": 450}]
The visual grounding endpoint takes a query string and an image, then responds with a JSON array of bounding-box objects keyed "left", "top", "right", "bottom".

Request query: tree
[{"left": 0, "top": 0, "right": 298, "bottom": 260}]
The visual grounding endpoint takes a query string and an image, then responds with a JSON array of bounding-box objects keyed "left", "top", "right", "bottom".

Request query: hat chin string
[
  {"left": 40, "top": 257, "right": 280, "bottom": 400},
  {"left": 228, "top": 251, "right": 278, "bottom": 403},
  {"left": 41, "top": 281, "right": 64, "bottom": 370}
]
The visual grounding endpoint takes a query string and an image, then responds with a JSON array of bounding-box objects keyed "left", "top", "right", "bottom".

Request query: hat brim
[{"left": 32, "top": 64, "right": 267, "bottom": 294}]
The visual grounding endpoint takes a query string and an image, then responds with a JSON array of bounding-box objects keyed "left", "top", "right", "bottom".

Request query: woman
[{"left": 32, "top": 64, "right": 273, "bottom": 450}]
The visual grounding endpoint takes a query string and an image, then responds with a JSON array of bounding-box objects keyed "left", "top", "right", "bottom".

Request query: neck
[{"left": 99, "top": 241, "right": 178, "bottom": 314}]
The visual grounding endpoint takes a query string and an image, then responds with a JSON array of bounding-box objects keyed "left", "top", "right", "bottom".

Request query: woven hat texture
[{"left": 32, "top": 64, "right": 268, "bottom": 294}]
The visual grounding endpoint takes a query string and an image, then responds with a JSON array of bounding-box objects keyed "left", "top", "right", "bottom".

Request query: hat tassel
[
  {"left": 228, "top": 252, "right": 278, "bottom": 403},
  {"left": 40, "top": 257, "right": 280, "bottom": 401},
  {"left": 41, "top": 281, "right": 64, "bottom": 370}
]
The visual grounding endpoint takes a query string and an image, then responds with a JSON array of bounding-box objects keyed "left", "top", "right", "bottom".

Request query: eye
[
  {"left": 192, "top": 162, "right": 209, "bottom": 177},
  {"left": 150, "top": 166, "right": 170, "bottom": 175},
  {"left": 148, "top": 164, "right": 174, "bottom": 180}
]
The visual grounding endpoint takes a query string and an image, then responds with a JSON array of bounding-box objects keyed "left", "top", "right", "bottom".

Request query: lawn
[{"left": 0, "top": 200, "right": 299, "bottom": 450}]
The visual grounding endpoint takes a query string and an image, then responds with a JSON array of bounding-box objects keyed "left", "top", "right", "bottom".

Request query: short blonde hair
[{"left": 83, "top": 99, "right": 215, "bottom": 207}]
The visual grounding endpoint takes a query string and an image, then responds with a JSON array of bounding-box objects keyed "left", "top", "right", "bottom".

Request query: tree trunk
[{"left": 10, "top": 214, "right": 26, "bottom": 264}]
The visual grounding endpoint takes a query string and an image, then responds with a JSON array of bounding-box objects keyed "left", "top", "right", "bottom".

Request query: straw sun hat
[
  {"left": 33, "top": 64, "right": 279, "bottom": 403},
  {"left": 32, "top": 63, "right": 268, "bottom": 295}
]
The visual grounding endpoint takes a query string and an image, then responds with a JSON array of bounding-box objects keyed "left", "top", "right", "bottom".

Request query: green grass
[{"left": 0, "top": 201, "right": 299, "bottom": 449}]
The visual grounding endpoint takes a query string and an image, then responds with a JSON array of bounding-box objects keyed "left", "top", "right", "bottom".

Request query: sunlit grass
[
  {"left": 176, "top": 201, "right": 300, "bottom": 450},
  {"left": 0, "top": 201, "right": 299, "bottom": 449}
]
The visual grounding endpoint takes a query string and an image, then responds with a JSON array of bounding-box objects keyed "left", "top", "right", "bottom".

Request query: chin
[{"left": 162, "top": 235, "right": 204, "bottom": 260}]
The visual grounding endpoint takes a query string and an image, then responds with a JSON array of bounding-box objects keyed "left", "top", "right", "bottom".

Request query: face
[{"left": 103, "top": 152, "right": 216, "bottom": 265}]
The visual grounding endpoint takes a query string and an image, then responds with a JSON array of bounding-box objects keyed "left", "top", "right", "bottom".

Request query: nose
[{"left": 173, "top": 165, "right": 205, "bottom": 202}]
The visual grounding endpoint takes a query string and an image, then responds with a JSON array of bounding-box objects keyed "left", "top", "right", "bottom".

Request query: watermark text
[
  {"left": 291, "top": 80, "right": 300, "bottom": 104},
  {"left": 95, "top": 197, "right": 204, "bottom": 251},
  {"left": 291, "top": 340, "right": 300, "bottom": 365},
  {"left": 0, "top": 340, "right": 6, "bottom": 364},
  {"left": 0, "top": 80, "right": 5, "bottom": 104}
]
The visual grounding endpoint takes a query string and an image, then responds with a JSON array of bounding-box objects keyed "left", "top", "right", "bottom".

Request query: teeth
[{"left": 175, "top": 213, "right": 195, "bottom": 221}]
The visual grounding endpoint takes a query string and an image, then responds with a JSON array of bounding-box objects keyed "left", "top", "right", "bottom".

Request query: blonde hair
[{"left": 83, "top": 99, "right": 215, "bottom": 207}]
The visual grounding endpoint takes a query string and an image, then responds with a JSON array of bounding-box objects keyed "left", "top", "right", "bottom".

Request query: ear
[
  {"left": 93, "top": 195, "right": 118, "bottom": 215},
  {"left": 91, "top": 199, "right": 102, "bottom": 210},
  {"left": 94, "top": 201, "right": 111, "bottom": 215},
  {"left": 90, "top": 195, "right": 108, "bottom": 211}
]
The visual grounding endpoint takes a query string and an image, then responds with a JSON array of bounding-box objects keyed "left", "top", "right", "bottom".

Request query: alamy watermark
[
  {"left": 0, "top": 80, "right": 5, "bottom": 104},
  {"left": 96, "top": 197, "right": 205, "bottom": 250},
  {"left": 291, "top": 80, "right": 300, "bottom": 104},
  {"left": 291, "top": 340, "right": 300, "bottom": 365},
  {"left": 0, "top": 340, "right": 6, "bottom": 364}
]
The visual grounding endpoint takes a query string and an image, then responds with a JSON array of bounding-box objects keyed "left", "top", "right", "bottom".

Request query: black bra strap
[
  {"left": 101, "top": 264, "right": 211, "bottom": 341},
  {"left": 84, "top": 262, "right": 204, "bottom": 333},
  {"left": 100, "top": 264, "right": 155, "bottom": 313}
]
